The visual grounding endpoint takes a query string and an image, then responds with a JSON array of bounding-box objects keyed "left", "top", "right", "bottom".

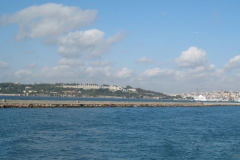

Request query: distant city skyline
[{"left": 1, "top": 0, "right": 240, "bottom": 93}]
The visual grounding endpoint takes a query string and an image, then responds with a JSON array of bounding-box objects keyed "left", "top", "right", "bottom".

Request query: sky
[{"left": 1, "top": 0, "right": 240, "bottom": 93}]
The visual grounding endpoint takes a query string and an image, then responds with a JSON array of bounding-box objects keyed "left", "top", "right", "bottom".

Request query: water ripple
[{"left": 1, "top": 107, "right": 240, "bottom": 159}]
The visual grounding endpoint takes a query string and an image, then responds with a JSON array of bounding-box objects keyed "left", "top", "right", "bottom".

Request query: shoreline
[{"left": 1, "top": 100, "right": 240, "bottom": 108}]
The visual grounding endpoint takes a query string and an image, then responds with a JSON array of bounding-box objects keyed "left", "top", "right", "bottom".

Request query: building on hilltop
[
  {"left": 101, "top": 84, "right": 110, "bottom": 89},
  {"left": 109, "top": 85, "right": 123, "bottom": 92},
  {"left": 128, "top": 88, "right": 137, "bottom": 93},
  {"left": 79, "top": 83, "right": 100, "bottom": 90},
  {"left": 62, "top": 83, "right": 125, "bottom": 92},
  {"left": 62, "top": 85, "right": 78, "bottom": 89}
]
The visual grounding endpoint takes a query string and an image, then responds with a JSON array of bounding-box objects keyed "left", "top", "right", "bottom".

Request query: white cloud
[
  {"left": 161, "top": 12, "right": 167, "bottom": 16},
  {"left": 91, "top": 60, "right": 114, "bottom": 66},
  {"left": 140, "top": 68, "right": 176, "bottom": 77},
  {"left": 14, "top": 70, "right": 32, "bottom": 78},
  {"left": 38, "top": 65, "right": 76, "bottom": 79},
  {"left": 187, "top": 64, "right": 215, "bottom": 74},
  {"left": 175, "top": 46, "right": 208, "bottom": 68},
  {"left": 58, "top": 29, "right": 124, "bottom": 58},
  {"left": 0, "top": 3, "right": 97, "bottom": 40},
  {"left": 85, "top": 66, "right": 111, "bottom": 77},
  {"left": 115, "top": 67, "right": 133, "bottom": 78},
  {"left": 106, "top": 32, "right": 125, "bottom": 44},
  {"left": 183, "top": 64, "right": 220, "bottom": 81},
  {"left": 223, "top": 55, "right": 240, "bottom": 70},
  {"left": 136, "top": 65, "right": 226, "bottom": 93},
  {"left": 85, "top": 66, "right": 132, "bottom": 79},
  {"left": 25, "top": 63, "right": 37, "bottom": 69},
  {"left": 58, "top": 58, "right": 84, "bottom": 66},
  {"left": 140, "top": 64, "right": 219, "bottom": 82},
  {"left": 136, "top": 57, "right": 154, "bottom": 64},
  {"left": 0, "top": 60, "right": 9, "bottom": 68}
]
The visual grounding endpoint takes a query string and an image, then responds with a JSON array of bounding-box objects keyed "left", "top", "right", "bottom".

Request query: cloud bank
[
  {"left": 0, "top": 3, "right": 97, "bottom": 40},
  {"left": 223, "top": 55, "right": 240, "bottom": 70},
  {"left": 58, "top": 29, "right": 124, "bottom": 58}
]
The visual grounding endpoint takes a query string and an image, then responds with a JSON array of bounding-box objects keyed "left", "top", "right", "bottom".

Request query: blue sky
[{"left": 1, "top": 0, "right": 240, "bottom": 93}]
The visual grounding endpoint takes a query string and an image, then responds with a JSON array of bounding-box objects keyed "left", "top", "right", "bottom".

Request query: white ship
[{"left": 194, "top": 95, "right": 207, "bottom": 101}]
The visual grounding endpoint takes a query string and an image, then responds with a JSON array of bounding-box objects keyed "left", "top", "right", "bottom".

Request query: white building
[
  {"left": 62, "top": 85, "right": 78, "bottom": 89},
  {"left": 101, "top": 84, "right": 110, "bottom": 89},
  {"left": 62, "top": 83, "right": 125, "bottom": 91},
  {"left": 128, "top": 88, "right": 137, "bottom": 93},
  {"left": 109, "top": 85, "right": 123, "bottom": 92},
  {"left": 62, "top": 83, "right": 100, "bottom": 90},
  {"left": 79, "top": 83, "right": 100, "bottom": 90}
]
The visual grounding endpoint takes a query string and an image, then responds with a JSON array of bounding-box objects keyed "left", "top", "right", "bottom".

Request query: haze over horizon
[{"left": 1, "top": 0, "right": 240, "bottom": 93}]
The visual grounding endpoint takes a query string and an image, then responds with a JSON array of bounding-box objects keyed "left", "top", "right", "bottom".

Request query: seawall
[{"left": 1, "top": 100, "right": 240, "bottom": 108}]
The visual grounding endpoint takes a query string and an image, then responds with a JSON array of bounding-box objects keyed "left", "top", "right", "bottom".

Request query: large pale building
[
  {"left": 62, "top": 83, "right": 123, "bottom": 91},
  {"left": 79, "top": 83, "right": 100, "bottom": 90},
  {"left": 109, "top": 85, "right": 123, "bottom": 92}
]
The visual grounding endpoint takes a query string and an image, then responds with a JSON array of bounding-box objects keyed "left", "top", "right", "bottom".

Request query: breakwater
[{"left": 1, "top": 100, "right": 240, "bottom": 108}]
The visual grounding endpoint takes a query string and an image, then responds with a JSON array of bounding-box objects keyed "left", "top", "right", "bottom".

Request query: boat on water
[{"left": 194, "top": 95, "right": 207, "bottom": 101}]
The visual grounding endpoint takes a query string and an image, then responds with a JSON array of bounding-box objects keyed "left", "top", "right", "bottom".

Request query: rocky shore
[{"left": 1, "top": 100, "right": 240, "bottom": 108}]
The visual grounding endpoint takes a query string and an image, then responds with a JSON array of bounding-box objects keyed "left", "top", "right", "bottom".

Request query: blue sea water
[{"left": 1, "top": 107, "right": 240, "bottom": 159}]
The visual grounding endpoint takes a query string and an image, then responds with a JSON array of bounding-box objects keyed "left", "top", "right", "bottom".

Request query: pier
[{"left": 1, "top": 100, "right": 240, "bottom": 108}]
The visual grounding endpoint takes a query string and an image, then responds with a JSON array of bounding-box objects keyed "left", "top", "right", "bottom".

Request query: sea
[{"left": 1, "top": 96, "right": 240, "bottom": 159}]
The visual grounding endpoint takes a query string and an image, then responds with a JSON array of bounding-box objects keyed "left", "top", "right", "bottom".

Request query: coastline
[{"left": 1, "top": 100, "right": 240, "bottom": 108}]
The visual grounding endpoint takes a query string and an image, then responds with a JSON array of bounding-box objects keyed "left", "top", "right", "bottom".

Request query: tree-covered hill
[{"left": 0, "top": 83, "right": 181, "bottom": 99}]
